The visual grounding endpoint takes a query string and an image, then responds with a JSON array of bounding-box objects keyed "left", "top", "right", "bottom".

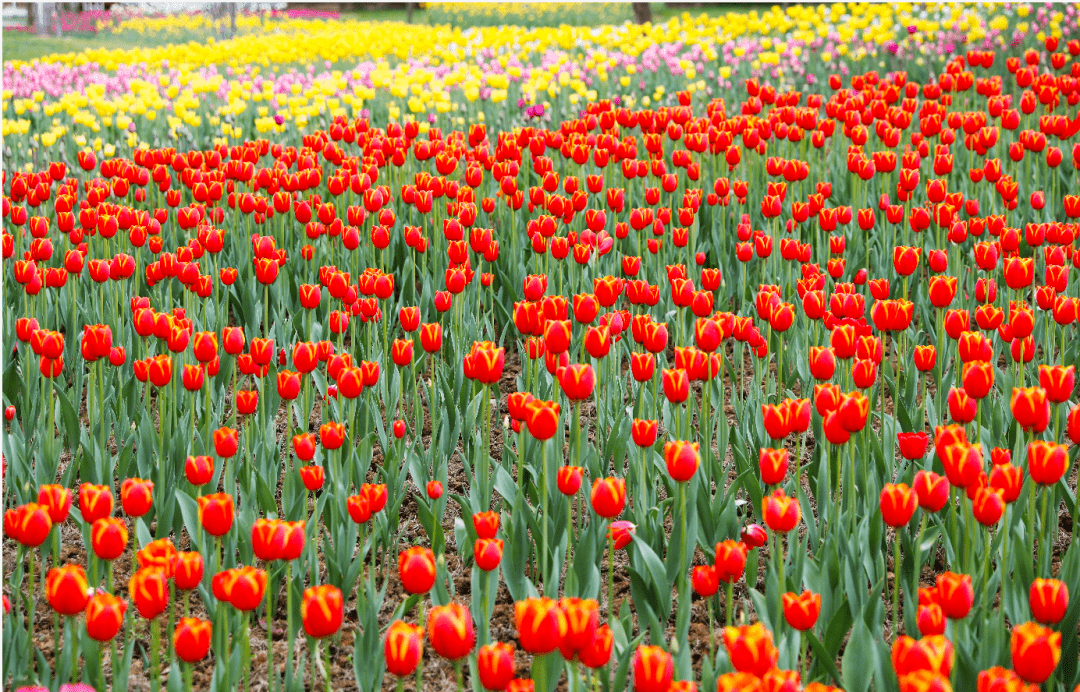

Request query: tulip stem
[
  {"left": 98, "top": 636, "right": 108, "bottom": 691},
  {"left": 680, "top": 482, "right": 689, "bottom": 598},
  {"left": 323, "top": 635, "right": 332, "bottom": 692},
  {"left": 416, "top": 600, "right": 425, "bottom": 692},
  {"left": 151, "top": 616, "right": 161, "bottom": 692},
  {"left": 772, "top": 532, "right": 783, "bottom": 591},
  {"left": 239, "top": 610, "right": 250, "bottom": 692},
  {"left": 799, "top": 630, "right": 807, "bottom": 682},
  {"left": 794, "top": 432, "right": 804, "bottom": 501},
  {"left": 184, "top": 660, "right": 194, "bottom": 692},
  {"left": 919, "top": 375, "right": 927, "bottom": 436},
  {"left": 1026, "top": 481, "right": 1037, "bottom": 574},
  {"left": 777, "top": 333, "right": 784, "bottom": 397},
  {"left": 27, "top": 548, "right": 35, "bottom": 675},
  {"left": 607, "top": 524, "right": 616, "bottom": 627},
  {"left": 541, "top": 439, "right": 549, "bottom": 594},
  {"left": 68, "top": 616, "right": 79, "bottom": 682},
  {"left": 1038, "top": 488, "right": 1050, "bottom": 576},
  {"left": 707, "top": 596, "right": 715, "bottom": 660},
  {"left": 307, "top": 490, "right": 317, "bottom": 586},
  {"left": 429, "top": 355, "right": 437, "bottom": 449},
  {"left": 205, "top": 373, "right": 213, "bottom": 456},
  {"left": 725, "top": 580, "right": 734, "bottom": 627},
  {"left": 46, "top": 538, "right": 61, "bottom": 670},
  {"left": 264, "top": 284, "right": 270, "bottom": 337},
  {"left": 266, "top": 572, "right": 276, "bottom": 692},
  {"left": 948, "top": 488, "right": 960, "bottom": 571},
  {"left": 286, "top": 561, "right": 294, "bottom": 686},
  {"left": 567, "top": 499, "right": 574, "bottom": 560},
  {"left": 892, "top": 536, "right": 902, "bottom": 639}
]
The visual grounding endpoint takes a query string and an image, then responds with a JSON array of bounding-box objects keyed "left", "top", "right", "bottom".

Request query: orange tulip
[
  {"left": 714, "top": 540, "right": 748, "bottom": 583},
  {"left": 91, "top": 517, "right": 129, "bottom": 561},
  {"left": 427, "top": 602, "right": 475, "bottom": 659},
  {"left": 173, "top": 551, "right": 204, "bottom": 591},
  {"left": 85, "top": 592, "right": 127, "bottom": 642},
  {"left": 1028, "top": 579, "right": 1069, "bottom": 624},
  {"left": 196, "top": 493, "right": 235, "bottom": 536},
  {"left": 632, "top": 645, "right": 673, "bottom": 692},
  {"left": 1027, "top": 440, "right": 1069, "bottom": 486},
  {"left": 722, "top": 622, "right": 778, "bottom": 677},
  {"left": 558, "top": 597, "right": 599, "bottom": 660},
  {"left": 129, "top": 567, "right": 170, "bottom": 619},
  {"left": 1010, "top": 387, "right": 1050, "bottom": 432},
  {"left": 136, "top": 538, "right": 178, "bottom": 577},
  {"left": 173, "top": 617, "right": 213, "bottom": 662},
  {"left": 12, "top": 502, "right": 52, "bottom": 547},
  {"left": 78, "top": 482, "right": 113, "bottom": 523},
  {"left": 782, "top": 590, "right": 821, "bottom": 631},
  {"left": 758, "top": 448, "right": 788, "bottom": 485},
  {"left": 762, "top": 489, "right": 801, "bottom": 533},
  {"left": 46, "top": 564, "right": 90, "bottom": 615},
  {"left": 225, "top": 566, "right": 267, "bottom": 611},
  {"left": 301, "top": 584, "right": 344, "bottom": 638},
  {"left": 936, "top": 572, "right": 973, "bottom": 619},
  {"left": 590, "top": 477, "right": 627, "bottom": 518},
  {"left": 514, "top": 598, "right": 567, "bottom": 655},
  {"left": 37, "top": 484, "right": 72, "bottom": 524},
  {"left": 663, "top": 440, "right": 700, "bottom": 482},
  {"left": 577, "top": 625, "right": 613, "bottom": 669},
  {"left": 474, "top": 538, "right": 504, "bottom": 571},
  {"left": 477, "top": 641, "right": 515, "bottom": 690},
  {"left": 398, "top": 546, "right": 437, "bottom": 594},
  {"left": 892, "top": 634, "right": 954, "bottom": 678},
  {"left": 880, "top": 483, "right": 918, "bottom": 527},
  {"left": 120, "top": 478, "right": 154, "bottom": 517},
  {"left": 385, "top": 620, "right": 424, "bottom": 677},
  {"left": 1010, "top": 621, "right": 1061, "bottom": 684}
]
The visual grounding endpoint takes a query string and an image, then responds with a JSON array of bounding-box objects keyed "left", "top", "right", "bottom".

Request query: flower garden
[{"left": 2, "top": 3, "right": 1080, "bottom": 692}]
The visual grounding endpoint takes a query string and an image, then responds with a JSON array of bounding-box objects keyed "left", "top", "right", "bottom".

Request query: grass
[
  {"left": 2, "top": 31, "right": 144, "bottom": 63},
  {"left": 2, "top": 3, "right": 758, "bottom": 64}
]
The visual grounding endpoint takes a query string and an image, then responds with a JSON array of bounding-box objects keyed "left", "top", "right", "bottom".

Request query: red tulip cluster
[{"left": 4, "top": 23, "right": 1080, "bottom": 692}]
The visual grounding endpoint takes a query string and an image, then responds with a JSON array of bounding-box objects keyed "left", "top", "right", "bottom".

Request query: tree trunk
[
  {"left": 407, "top": 2, "right": 414, "bottom": 23},
  {"left": 631, "top": 3, "right": 652, "bottom": 24},
  {"left": 229, "top": 3, "right": 237, "bottom": 39},
  {"left": 34, "top": 3, "right": 47, "bottom": 35}
]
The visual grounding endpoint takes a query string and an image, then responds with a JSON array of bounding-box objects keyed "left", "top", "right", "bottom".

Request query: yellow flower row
[
  {"left": 97, "top": 10, "right": 268, "bottom": 37},
  {"left": 2, "top": 2, "right": 1063, "bottom": 159},
  {"left": 13, "top": 4, "right": 1045, "bottom": 73}
]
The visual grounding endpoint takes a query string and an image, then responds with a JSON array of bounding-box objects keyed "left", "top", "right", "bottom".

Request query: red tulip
[
  {"left": 782, "top": 590, "right": 821, "bottom": 631},
  {"left": 427, "top": 603, "right": 475, "bottom": 659},
  {"left": 173, "top": 617, "right": 213, "bottom": 662},
  {"left": 398, "top": 546, "right": 437, "bottom": 594},
  {"left": 301, "top": 584, "right": 344, "bottom": 638},
  {"left": 385, "top": 620, "right": 424, "bottom": 678}
]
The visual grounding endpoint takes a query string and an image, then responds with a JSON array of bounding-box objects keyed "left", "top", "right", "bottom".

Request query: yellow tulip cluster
[{"left": 2, "top": 2, "right": 1066, "bottom": 161}]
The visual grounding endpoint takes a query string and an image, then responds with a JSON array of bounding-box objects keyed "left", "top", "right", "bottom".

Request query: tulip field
[{"left": 3, "top": 3, "right": 1080, "bottom": 692}]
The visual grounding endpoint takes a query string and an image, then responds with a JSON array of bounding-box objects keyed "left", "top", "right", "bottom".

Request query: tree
[{"left": 632, "top": 3, "right": 652, "bottom": 24}]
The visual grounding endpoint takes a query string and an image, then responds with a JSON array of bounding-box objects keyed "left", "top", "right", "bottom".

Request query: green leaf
[
  {"left": 841, "top": 619, "right": 875, "bottom": 692},
  {"left": 629, "top": 535, "right": 672, "bottom": 618},
  {"left": 805, "top": 630, "right": 844, "bottom": 686},
  {"left": 174, "top": 489, "right": 203, "bottom": 556},
  {"left": 54, "top": 384, "right": 82, "bottom": 451},
  {"left": 1055, "top": 543, "right": 1080, "bottom": 688}
]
